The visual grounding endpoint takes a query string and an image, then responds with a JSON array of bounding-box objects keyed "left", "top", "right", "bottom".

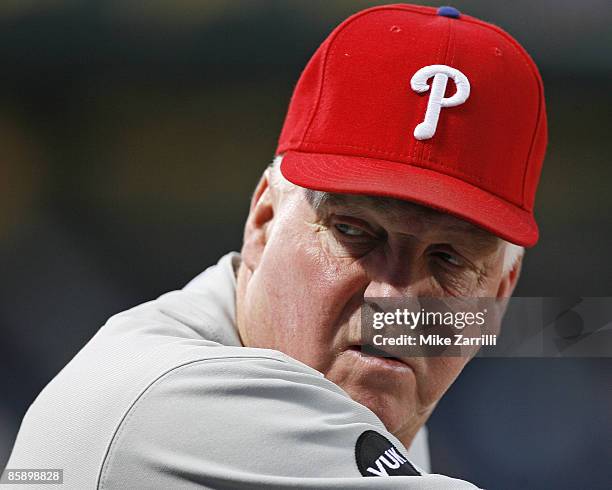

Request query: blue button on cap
[{"left": 437, "top": 6, "right": 461, "bottom": 18}]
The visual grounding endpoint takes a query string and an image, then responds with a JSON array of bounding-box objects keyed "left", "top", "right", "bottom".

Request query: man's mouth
[{"left": 345, "top": 345, "right": 414, "bottom": 372}]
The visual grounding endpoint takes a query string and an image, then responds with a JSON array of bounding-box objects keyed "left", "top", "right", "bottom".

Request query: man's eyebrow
[
  {"left": 307, "top": 190, "right": 500, "bottom": 247},
  {"left": 309, "top": 191, "right": 399, "bottom": 214}
]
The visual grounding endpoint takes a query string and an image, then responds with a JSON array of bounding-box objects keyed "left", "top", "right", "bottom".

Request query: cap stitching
[
  {"left": 303, "top": 5, "right": 442, "bottom": 145},
  {"left": 457, "top": 16, "right": 545, "bottom": 208},
  {"left": 301, "top": 8, "right": 422, "bottom": 144},
  {"left": 520, "top": 73, "right": 545, "bottom": 207},
  {"left": 294, "top": 141, "right": 524, "bottom": 207},
  {"left": 298, "top": 33, "right": 333, "bottom": 144},
  {"left": 416, "top": 15, "right": 447, "bottom": 164},
  {"left": 427, "top": 17, "right": 454, "bottom": 163}
]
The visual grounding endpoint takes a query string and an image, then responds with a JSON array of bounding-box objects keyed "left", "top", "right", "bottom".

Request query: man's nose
[
  {"left": 363, "top": 281, "right": 407, "bottom": 300},
  {"left": 363, "top": 276, "right": 427, "bottom": 314},
  {"left": 363, "top": 282, "right": 405, "bottom": 317}
]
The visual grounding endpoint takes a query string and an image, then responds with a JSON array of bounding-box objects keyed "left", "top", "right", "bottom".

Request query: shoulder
[
  {"left": 98, "top": 353, "right": 379, "bottom": 480},
  {"left": 99, "top": 354, "right": 479, "bottom": 489}
]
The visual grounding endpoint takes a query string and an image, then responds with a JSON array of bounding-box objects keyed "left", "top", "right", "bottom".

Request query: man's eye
[
  {"left": 335, "top": 223, "right": 366, "bottom": 237},
  {"left": 433, "top": 251, "right": 462, "bottom": 266}
]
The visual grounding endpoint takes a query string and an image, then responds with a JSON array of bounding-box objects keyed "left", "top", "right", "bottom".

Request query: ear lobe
[{"left": 241, "top": 171, "right": 275, "bottom": 271}]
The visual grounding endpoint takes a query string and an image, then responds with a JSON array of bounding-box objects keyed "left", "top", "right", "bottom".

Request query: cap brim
[{"left": 280, "top": 151, "right": 538, "bottom": 247}]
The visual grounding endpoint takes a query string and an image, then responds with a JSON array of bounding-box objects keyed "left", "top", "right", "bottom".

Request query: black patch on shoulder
[{"left": 355, "top": 430, "right": 421, "bottom": 477}]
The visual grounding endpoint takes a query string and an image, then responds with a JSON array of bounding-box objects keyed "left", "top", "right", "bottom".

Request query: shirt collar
[{"left": 182, "top": 251, "right": 243, "bottom": 347}]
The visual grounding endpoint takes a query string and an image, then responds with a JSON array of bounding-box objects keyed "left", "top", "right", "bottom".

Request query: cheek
[{"left": 245, "top": 221, "right": 366, "bottom": 368}]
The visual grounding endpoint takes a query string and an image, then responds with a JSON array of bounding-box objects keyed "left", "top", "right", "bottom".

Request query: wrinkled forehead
[{"left": 305, "top": 189, "right": 502, "bottom": 249}]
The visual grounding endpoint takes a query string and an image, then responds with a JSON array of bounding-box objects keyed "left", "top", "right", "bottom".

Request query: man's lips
[{"left": 345, "top": 345, "right": 415, "bottom": 373}]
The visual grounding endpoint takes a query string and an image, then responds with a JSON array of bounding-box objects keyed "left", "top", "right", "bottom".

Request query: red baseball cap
[{"left": 277, "top": 4, "right": 547, "bottom": 247}]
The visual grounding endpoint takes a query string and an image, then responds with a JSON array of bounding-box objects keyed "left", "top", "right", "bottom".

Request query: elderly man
[{"left": 6, "top": 4, "right": 546, "bottom": 489}]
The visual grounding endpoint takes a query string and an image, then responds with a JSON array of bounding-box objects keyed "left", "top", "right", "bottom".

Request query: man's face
[{"left": 237, "top": 170, "right": 519, "bottom": 445}]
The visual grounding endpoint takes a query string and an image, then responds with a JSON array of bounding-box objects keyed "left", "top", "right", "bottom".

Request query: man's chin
[
  {"left": 341, "top": 384, "right": 416, "bottom": 437},
  {"left": 322, "top": 351, "right": 420, "bottom": 436}
]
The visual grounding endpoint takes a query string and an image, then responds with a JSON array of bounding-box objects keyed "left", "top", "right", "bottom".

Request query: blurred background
[{"left": 1, "top": 1, "right": 611, "bottom": 488}]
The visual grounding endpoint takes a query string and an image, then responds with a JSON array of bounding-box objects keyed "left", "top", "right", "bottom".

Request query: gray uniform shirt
[{"left": 6, "top": 253, "right": 478, "bottom": 489}]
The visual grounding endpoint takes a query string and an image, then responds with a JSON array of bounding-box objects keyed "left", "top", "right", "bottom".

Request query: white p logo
[{"left": 410, "top": 64, "right": 470, "bottom": 140}]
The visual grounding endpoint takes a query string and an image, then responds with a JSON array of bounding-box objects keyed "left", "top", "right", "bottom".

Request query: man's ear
[
  {"left": 241, "top": 169, "right": 275, "bottom": 272},
  {"left": 489, "top": 251, "right": 523, "bottom": 334},
  {"left": 496, "top": 252, "right": 523, "bottom": 299}
]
